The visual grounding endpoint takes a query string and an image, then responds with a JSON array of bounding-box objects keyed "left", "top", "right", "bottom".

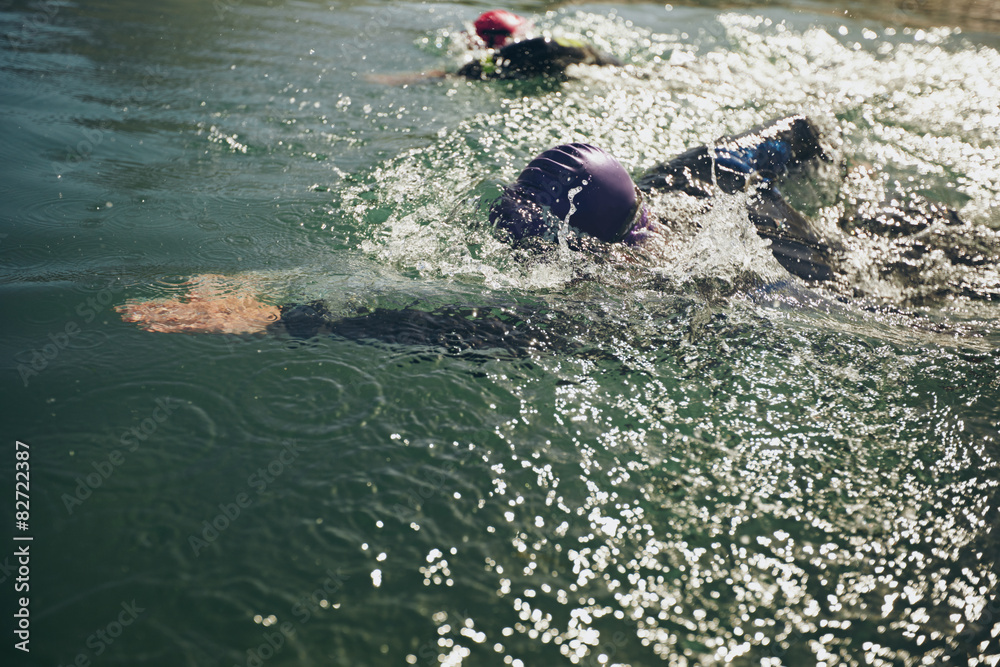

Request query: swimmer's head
[
  {"left": 490, "top": 143, "right": 648, "bottom": 244},
  {"left": 473, "top": 10, "right": 530, "bottom": 48}
]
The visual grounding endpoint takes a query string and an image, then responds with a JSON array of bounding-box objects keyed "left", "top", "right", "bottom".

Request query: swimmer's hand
[
  {"left": 365, "top": 70, "right": 449, "bottom": 86},
  {"left": 116, "top": 275, "right": 280, "bottom": 334}
]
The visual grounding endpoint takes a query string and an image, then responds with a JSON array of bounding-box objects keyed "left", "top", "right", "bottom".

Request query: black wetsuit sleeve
[
  {"left": 634, "top": 144, "right": 745, "bottom": 197},
  {"left": 715, "top": 114, "right": 827, "bottom": 172},
  {"left": 637, "top": 116, "right": 836, "bottom": 281},
  {"left": 748, "top": 189, "right": 836, "bottom": 282},
  {"left": 268, "top": 302, "right": 574, "bottom": 354},
  {"left": 326, "top": 306, "right": 566, "bottom": 353},
  {"left": 267, "top": 301, "right": 335, "bottom": 339},
  {"left": 458, "top": 36, "right": 622, "bottom": 80},
  {"left": 635, "top": 115, "right": 826, "bottom": 196}
]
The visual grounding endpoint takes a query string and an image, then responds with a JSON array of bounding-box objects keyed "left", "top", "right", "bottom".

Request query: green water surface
[{"left": 2, "top": 1, "right": 1000, "bottom": 666}]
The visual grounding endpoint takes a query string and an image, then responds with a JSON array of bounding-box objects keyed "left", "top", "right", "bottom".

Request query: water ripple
[{"left": 235, "top": 357, "right": 385, "bottom": 440}]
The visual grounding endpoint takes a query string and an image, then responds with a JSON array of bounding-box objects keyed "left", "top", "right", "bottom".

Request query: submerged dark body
[{"left": 271, "top": 301, "right": 580, "bottom": 356}]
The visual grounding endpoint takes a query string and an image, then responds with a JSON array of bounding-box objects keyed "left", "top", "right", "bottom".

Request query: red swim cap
[{"left": 473, "top": 10, "right": 529, "bottom": 48}]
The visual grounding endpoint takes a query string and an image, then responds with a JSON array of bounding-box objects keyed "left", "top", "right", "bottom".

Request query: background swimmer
[{"left": 370, "top": 9, "right": 621, "bottom": 85}]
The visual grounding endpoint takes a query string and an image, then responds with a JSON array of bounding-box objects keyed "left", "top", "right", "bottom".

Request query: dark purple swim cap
[{"left": 489, "top": 143, "right": 645, "bottom": 243}]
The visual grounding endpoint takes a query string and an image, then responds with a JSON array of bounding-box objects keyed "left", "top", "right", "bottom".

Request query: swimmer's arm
[
  {"left": 540, "top": 38, "right": 622, "bottom": 67},
  {"left": 713, "top": 115, "right": 828, "bottom": 175},
  {"left": 119, "top": 285, "right": 564, "bottom": 354},
  {"left": 571, "top": 41, "right": 623, "bottom": 67},
  {"left": 635, "top": 145, "right": 722, "bottom": 197},
  {"left": 636, "top": 115, "right": 827, "bottom": 196},
  {"left": 748, "top": 188, "right": 838, "bottom": 282},
  {"left": 365, "top": 70, "right": 450, "bottom": 86}
]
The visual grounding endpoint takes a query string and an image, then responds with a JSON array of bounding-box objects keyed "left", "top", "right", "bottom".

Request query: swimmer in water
[
  {"left": 117, "top": 115, "right": 973, "bottom": 340},
  {"left": 458, "top": 10, "right": 622, "bottom": 80},
  {"left": 370, "top": 10, "right": 622, "bottom": 85},
  {"left": 490, "top": 115, "right": 837, "bottom": 280}
]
